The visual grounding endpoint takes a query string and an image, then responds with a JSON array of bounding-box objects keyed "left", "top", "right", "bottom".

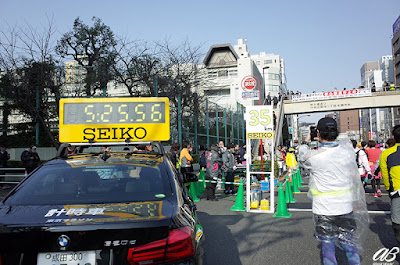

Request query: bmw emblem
[{"left": 57, "top": 235, "right": 70, "bottom": 248}]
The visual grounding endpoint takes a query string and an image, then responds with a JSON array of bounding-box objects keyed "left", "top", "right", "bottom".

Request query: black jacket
[
  {"left": 0, "top": 151, "right": 10, "bottom": 167},
  {"left": 21, "top": 150, "right": 40, "bottom": 169}
]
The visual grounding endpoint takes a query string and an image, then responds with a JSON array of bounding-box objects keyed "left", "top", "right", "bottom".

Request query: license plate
[{"left": 37, "top": 250, "right": 96, "bottom": 265}]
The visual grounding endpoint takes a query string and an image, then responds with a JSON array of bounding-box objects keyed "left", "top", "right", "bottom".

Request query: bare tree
[
  {"left": 153, "top": 39, "right": 207, "bottom": 138},
  {"left": 111, "top": 37, "right": 160, "bottom": 96},
  {"left": 111, "top": 37, "right": 208, "bottom": 143},
  {"left": 155, "top": 39, "right": 205, "bottom": 109},
  {"left": 56, "top": 17, "right": 116, "bottom": 96},
  {"left": 0, "top": 16, "right": 62, "bottom": 147}
]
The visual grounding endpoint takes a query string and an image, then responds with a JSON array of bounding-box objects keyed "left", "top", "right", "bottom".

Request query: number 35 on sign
[{"left": 245, "top": 106, "right": 274, "bottom": 139}]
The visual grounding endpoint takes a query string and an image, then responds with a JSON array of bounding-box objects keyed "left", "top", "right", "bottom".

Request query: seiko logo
[
  {"left": 104, "top": 240, "right": 136, "bottom": 247},
  {"left": 83, "top": 127, "right": 147, "bottom": 141}
]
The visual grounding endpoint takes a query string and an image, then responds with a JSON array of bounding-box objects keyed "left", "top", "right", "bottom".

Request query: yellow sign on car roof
[{"left": 59, "top": 97, "right": 170, "bottom": 143}]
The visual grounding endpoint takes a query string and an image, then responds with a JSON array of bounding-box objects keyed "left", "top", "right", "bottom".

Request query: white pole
[
  {"left": 270, "top": 137, "right": 275, "bottom": 212},
  {"left": 246, "top": 138, "right": 251, "bottom": 212}
]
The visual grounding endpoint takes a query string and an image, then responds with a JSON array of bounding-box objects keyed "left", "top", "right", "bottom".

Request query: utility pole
[{"left": 35, "top": 87, "right": 40, "bottom": 146}]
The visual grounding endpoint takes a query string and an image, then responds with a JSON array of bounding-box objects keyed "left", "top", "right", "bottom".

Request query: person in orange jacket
[{"left": 180, "top": 141, "right": 193, "bottom": 176}]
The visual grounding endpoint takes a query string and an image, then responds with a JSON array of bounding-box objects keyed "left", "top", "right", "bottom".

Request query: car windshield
[{"left": 4, "top": 160, "right": 172, "bottom": 205}]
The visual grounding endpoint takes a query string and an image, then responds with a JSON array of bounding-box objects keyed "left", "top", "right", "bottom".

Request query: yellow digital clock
[{"left": 59, "top": 97, "right": 170, "bottom": 143}]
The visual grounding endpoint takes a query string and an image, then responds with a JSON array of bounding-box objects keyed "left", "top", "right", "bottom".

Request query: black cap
[{"left": 317, "top": 117, "right": 337, "bottom": 132}]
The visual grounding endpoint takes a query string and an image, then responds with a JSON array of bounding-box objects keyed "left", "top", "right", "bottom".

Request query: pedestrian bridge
[{"left": 283, "top": 90, "right": 400, "bottom": 114}]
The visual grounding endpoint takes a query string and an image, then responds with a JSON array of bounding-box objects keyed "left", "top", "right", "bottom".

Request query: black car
[{"left": 0, "top": 142, "right": 204, "bottom": 265}]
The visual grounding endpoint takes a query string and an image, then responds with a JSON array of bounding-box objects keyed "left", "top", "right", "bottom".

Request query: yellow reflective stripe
[{"left": 310, "top": 189, "right": 350, "bottom": 197}]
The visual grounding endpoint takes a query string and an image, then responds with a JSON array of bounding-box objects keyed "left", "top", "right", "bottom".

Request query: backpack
[
  {"left": 199, "top": 152, "right": 207, "bottom": 168},
  {"left": 355, "top": 150, "right": 360, "bottom": 168}
]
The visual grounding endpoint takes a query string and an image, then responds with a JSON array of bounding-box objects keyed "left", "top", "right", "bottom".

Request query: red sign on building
[
  {"left": 241, "top": 75, "right": 260, "bottom": 100},
  {"left": 241, "top": 76, "right": 259, "bottom": 91}
]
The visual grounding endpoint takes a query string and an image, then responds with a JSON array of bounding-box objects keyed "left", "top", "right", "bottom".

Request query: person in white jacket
[
  {"left": 351, "top": 140, "right": 372, "bottom": 189},
  {"left": 298, "top": 117, "right": 369, "bottom": 265}
]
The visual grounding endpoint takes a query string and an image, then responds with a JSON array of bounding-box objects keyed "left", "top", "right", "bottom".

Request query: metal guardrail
[{"left": 0, "top": 168, "right": 27, "bottom": 184}]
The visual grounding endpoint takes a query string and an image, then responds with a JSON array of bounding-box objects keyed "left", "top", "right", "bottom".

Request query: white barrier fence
[{"left": 0, "top": 168, "right": 27, "bottom": 184}]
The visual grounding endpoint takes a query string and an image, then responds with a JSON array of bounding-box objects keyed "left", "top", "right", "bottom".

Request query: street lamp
[
  {"left": 261, "top": 66, "right": 270, "bottom": 105},
  {"left": 259, "top": 66, "right": 270, "bottom": 169},
  {"left": 297, "top": 114, "right": 311, "bottom": 144}
]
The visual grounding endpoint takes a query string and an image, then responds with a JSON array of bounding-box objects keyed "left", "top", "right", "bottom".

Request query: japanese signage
[
  {"left": 291, "top": 89, "right": 372, "bottom": 103},
  {"left": 308, "top": 101, "right": 352, "bottom": 111},
  {"left": 245, "top": 105, "right": 274, "bottom": 139},
  {"left": 59, "top": 97, "right": 170, "bottom": 143},
  {"left": 44, "top": 201, "right": 165, "bottom": 224},
  {"left": 394, "top": 15, "right": 400, "bottom": 36},
  {"left": 241, "top": 75, "right": 260, "bottom": 100}
]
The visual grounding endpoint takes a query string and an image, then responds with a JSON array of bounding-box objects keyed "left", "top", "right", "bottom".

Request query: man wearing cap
[
  {"left": 298, "top": 117, "right": 369, "bottom": 265},
  {"left": 21, "top": 146, "right": 40, "bottom": 174}
]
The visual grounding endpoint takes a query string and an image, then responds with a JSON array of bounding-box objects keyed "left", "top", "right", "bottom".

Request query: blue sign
[
  {"left": 393, "top": 15, "right": 400, "bottom": 36},
  {"left": 242, "top": 91, "right": 259, "bottom": 100}
]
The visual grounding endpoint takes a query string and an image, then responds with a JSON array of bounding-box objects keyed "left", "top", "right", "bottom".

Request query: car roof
[
  {"left": 56, "top": 141, "right": 166, "bottom": 158},
  {"left": 45, "top": 141, "right": 168, "bottom": 166},
  {"left": 45, "top": 153, "right": 165, "bottom": 167}
]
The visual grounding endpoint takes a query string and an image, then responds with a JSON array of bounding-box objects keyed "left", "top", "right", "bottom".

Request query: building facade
[
  {"left": 359, "top": 55, "right": 400, "bottom": 142},
  {"left": 338, "top": 110, "right": 360, "bottom": 132},
  {"left": 361, "top": 61, "right": 379, "bottom": 89},
  {"left": 250, "top": 52, "right": 287, "bottom": 98},
  {"left": 380, "top": 55, "right": 394, "bottom": 85},
  {"left": 202, "top": 38, "right": 288, "bottom": 109},
  {"left": 392, "top": 15, "right": 400, "bottom": 87}
]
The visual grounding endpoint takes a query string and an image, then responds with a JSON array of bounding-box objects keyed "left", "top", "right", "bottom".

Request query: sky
[{"left": 1, "top": 0, "right": 399, "bottom": 123}]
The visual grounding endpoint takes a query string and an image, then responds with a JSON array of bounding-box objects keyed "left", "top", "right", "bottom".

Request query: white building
[
  {"left": 251, "top": 52, "right": 287, "bottom": 99},
  {"left": 380, "top": 55, "right": 394, "bottom": 84},
  {"left": 360, "top": 56, "right": 397, "bottom": 142},
  {"left": 202, "top": 38, "right": 288, "bottom": 109}
]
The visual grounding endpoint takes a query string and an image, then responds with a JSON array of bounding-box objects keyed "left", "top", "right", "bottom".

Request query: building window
[
  {"left": 268, "top": 85, "right": 280, "bottom": 92},
  {"left": 256, "top": 61, "right": 260, "bottom": 65},
  {"left": 264, "top": 60, "right": 272, "bottom": 64},
  {"left": 205, "top": 89, "right": 230, "bottom": 97},
  {"left": 218, "top": 70, "right": 228, "bottom": 78},
  {"left": 268, "top": 73, "right": 280, "bottom": 80},
  {"left": 208, "top": 70, "right": 217, "bottom": 79},
  {"left": 229, "top": 69, "right": 237, "bottom": 77}
]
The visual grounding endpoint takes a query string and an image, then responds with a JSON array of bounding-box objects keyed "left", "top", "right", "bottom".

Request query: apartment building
[{"left": 392, "top": 15, "right": 400, "bottom": 87}]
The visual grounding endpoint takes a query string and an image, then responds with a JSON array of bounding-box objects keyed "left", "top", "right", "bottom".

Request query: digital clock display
[
  {"left": 63, "top": 102, "right": 166, "bottom": 125},
  {"left": 59, "top": 97, "right": 170, "bottom": 143}
]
